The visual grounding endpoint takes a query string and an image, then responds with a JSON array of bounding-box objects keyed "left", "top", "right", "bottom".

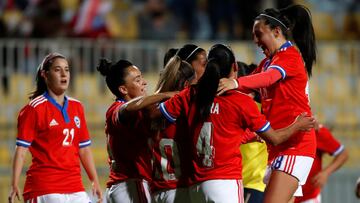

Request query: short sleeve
[
  {"left": 268, "top": 49, "right": 302, "bottom": 80},
  {"left": 78, "top": 104, "right": 91, "bottom": 148},
  {"left": 16, "top": 105, "right": 37, "bottom": 147},
  {"left": 160, "top": 88, "right": 190, "bottom": 123},
  {"left": 240, "top": 97, "right": 270, "bottom": 133},
  {"left": 316, "top": 126, "right": 343, "bottom": 156}
]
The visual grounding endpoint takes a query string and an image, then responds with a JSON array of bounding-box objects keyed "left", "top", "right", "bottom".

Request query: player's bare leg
[{"left": 263, "top": 170, "right": 298, "bottom": 203}]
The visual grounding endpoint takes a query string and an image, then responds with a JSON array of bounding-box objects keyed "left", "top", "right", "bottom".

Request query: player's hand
[
  {"left": 311, "top": 171, "right": 329, "bottom": 188},
  {"left": 92, "top": 181, "right": 103, "bottom": 203},
  {"left": 8, "top": 185, "right": 21, "bottom": 203},
  {"left": 294, "top": 112, "right": 315, "bottom": 131},
  {"left": 217, "top": 78, "right": 237, "bottom": 96}
]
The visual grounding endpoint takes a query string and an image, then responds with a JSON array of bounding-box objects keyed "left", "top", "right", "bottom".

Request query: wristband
[{"left": 233, "top": 79, "right": 239, "bottom": 89}]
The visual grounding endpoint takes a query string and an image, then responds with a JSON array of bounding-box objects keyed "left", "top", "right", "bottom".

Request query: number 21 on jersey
[{"left": 63, "top": 128, "right": 74, "bottom": 146}]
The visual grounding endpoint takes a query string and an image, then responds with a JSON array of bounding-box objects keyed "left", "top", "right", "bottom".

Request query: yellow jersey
[{"left": 240, "top": 140, "right": 268, "bottom": 192}]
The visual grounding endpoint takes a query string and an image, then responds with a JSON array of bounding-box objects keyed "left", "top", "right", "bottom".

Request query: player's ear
[
  {"left": 119, "top": 85, "right": 128, "bottom": 96},
  {"left": 40, "top": 70, "right": 48, "bottom": 81},
  {"left": 232, "top": 62, "right": 238, "bottom": 72},
  {"left": 274, "top": 26, "right": 282, "bottom": 38}
]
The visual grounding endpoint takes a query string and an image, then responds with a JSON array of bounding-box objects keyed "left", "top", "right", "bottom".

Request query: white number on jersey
[
  {"left": 154, "top": 138, "right": 181, "bottom": 181},
  {"left": 196, "top": 122, "right": 215, "bottom": 168},
  {"left": 62, "top": 128, "right": 74, "bottom": 146},
  {"left": 305, "top": 81, "right": 311, "bottom": 103}
]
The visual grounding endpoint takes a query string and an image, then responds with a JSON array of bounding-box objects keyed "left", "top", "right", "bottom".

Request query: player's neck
[{"left": 47, "top": 90, "right": 66, "bottom": 106}]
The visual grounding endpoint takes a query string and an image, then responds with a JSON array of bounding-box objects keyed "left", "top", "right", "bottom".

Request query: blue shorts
[{"left": 243, "top": 188, "right": 264, "bottom": 203}]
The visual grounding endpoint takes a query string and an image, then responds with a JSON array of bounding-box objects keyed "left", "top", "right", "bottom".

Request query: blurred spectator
[
  {"left": 68, "top": 0, "right": 111, "bottom": 38},
  {"left": 138, "top": 0, "right": 179, "bottom": 40},
  {"left": 0, "top": 0, "right": 359, "bottom": 40},
  {"left": 1, "top": 0, "right": 27, "bottom": 37},
  {"left": 343, "top": 1, "right": 360, "bottom": 39},
  {"left": 105, "top": 1, "right": 139, "bottom": 39},
  {"left": 207, "top": 0, "right": 236, "bottom": 40},
  {"left": 235, "top": 0, "right": 262, "bottom": 40},
  {"left": 30, "top": 0, "right": 64, "bottom": 38},
  {"left": 167, "top": 0, "right": 198, "bottom": 39}
]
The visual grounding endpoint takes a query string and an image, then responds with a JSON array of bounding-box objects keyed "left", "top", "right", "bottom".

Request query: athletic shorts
[
  {"left": 189, "top": 179, "right": 244, "bottom": 203},
  {"left": 25, "top": 191, "right": 90, "bottom": 203},
  {"left": 152, "top": 187, "right": 190, "bottom": 203},
  {"left": 106, "top": 179, "right": 151, "bottom": 203},
  {"left": 297, "top": 193, "right": 321, "bottom": 203},
  {"left": 264, "top": 155, "right": 314, "bottom": 197}
]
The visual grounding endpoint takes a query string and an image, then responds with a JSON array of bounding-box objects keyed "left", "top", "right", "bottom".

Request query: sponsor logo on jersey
[
  {"left": 74, "top": 116, "right": 81, "bottom": 128},
  {"left": 49, "top": 119, "right": 59, "bottom": 127}
]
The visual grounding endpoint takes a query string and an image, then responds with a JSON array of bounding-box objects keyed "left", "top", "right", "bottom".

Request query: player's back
[{"left": 188, "top": 90, "right": 268, "bottom": 182}]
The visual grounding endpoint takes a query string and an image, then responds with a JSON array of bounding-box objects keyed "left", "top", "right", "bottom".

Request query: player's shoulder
[
  {"left": 67, "top": 96, "right": 82, "bottom": 105},
  {"left": 276, "top": 46, "right": 301, "bottom": 59},
  {"left": 28, "top": 95, "right": 48, "bottom": 108},
  {"left": 106, "top": 100, "right": 124, "bottom": 115},
  {"left": 226, "top": 90, "right": 253, "bottom": 100}
]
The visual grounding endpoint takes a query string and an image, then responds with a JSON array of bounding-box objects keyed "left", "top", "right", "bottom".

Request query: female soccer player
[
  {"left": 217, "top": 4, "right": 318, "bottom": 203},
  {"left": 295, "top": 121, "right": 348, "bottom": 203},
  {"left": 158, "top": 44, "right": 315, "bottom": 203},
  {"left": 8, "top": 53, "right": 102, "bottom": 203},
  {"left": 151, "top": 56, "right": 195, "bottom": 203},
  {"left": 176, "top": 44, "right": 207, "bottom": 82},
  {"left": 97, "top": 58, "right": 173, "bottom": 203}
]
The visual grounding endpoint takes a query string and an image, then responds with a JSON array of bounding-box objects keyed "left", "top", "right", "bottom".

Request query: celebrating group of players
[{"left": 9, "top": 4, "right": 348, "bottom": 203}]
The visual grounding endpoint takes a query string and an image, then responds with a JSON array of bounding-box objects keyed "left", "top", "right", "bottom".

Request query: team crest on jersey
[{"left": 74, "top": 116, "right": 80, "bottom": 128}]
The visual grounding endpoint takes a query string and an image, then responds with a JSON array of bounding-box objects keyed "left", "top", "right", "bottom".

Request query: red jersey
[
  {"left": 160, "top": 87, "right": 270, "bottom": 183},
  {"left": 150, "top": 115, "right": 192, "bottom": 192},
  {"left": 16, "top": 92, "right": 91, "bottom": 200},
  {"left": 253, "top": 41, "right": 316, "bottom": 160},
  {"left": 295, "top": 125, "right": 343, "bottom": 202},
  {"left": 105, "top": 100, "right": 152, "bottom": 188}
]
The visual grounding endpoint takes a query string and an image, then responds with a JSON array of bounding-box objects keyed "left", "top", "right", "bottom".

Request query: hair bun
[{"left": 97, "top": 58, "right": 112, "bottom": 76}]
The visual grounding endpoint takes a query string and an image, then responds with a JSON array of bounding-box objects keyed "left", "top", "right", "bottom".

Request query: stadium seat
[{"left": 312, "top": 13, "right": 338, "bottom": 40}]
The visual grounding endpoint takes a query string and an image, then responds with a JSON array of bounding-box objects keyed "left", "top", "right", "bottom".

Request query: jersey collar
[
  {"left": 43, "top": 92, "right": 70, "bottom": 123},
  {"left": 279, "top": 41, "right": 292, "bottom": 50},
  {"left": 116, "top": 98, "right": 126, "bottom": 103},
  {"left": 265, "top": 41, "right": 293, "bottom": 70}
]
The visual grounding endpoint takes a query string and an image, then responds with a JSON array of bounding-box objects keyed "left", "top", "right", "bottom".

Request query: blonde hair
[{"left": 155, "top": 56, "right": 194, "bottom": 93}]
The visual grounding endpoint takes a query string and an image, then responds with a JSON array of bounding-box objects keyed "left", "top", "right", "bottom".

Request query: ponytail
[
  {"left": 195, "top": 44, "right": 235, "bottom": 120},
  {"left": 196, "top": 59, "right": 221, "bottom": 119},
  {"left": 280, "top": 4, "right": 316, "bottom": 77}
]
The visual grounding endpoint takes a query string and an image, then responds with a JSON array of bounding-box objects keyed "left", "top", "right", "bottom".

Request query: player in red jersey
[
  {"left": 151, "top": 56, "right": 195, "bottom": 203},
  {"left": 156, "top": 44, "right": 315, "bottom": 203},
  {"left": 295, "top": 122, "right": 348, "bottom": 203},
  {"left": 97, "top": 58, "right": 173, "bottom": 203},
  {"left": 217, "top": 4, "right": 318, "bottom": 202},
  {"left": 8, "top": 53, "right": 102, "bottom": 203}
]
